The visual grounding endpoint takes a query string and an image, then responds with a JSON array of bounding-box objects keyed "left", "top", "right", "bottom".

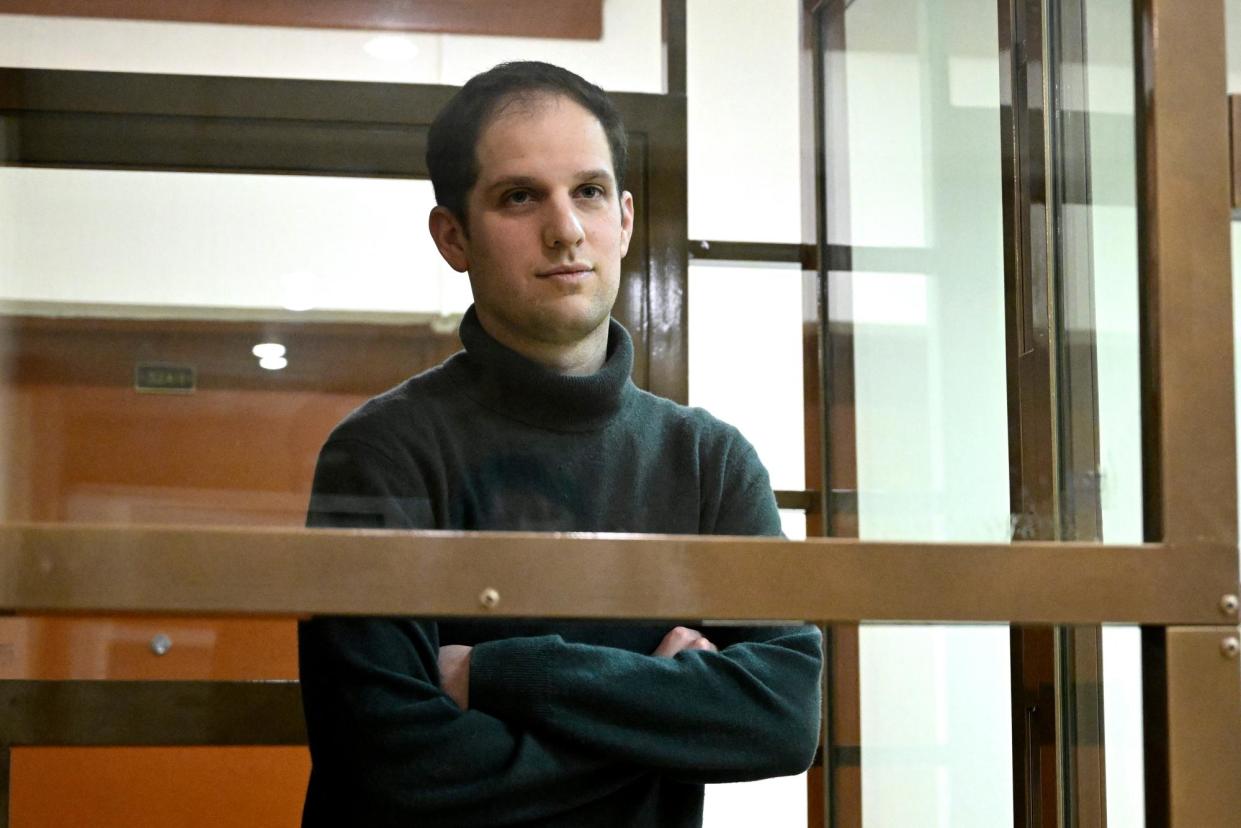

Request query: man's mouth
[{"left": 538, "top": 265, "right": 593, "bottom": 278}]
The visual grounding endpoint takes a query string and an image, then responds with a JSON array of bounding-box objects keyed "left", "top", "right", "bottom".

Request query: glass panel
[
  {"left": 828, "top": 0, "right": 1150, "bottom": 819},
  {"left": 687, "top": 261, "right": 808, "bottom": 825},
  {"left": 1076, "top": 0, "right": 1145, "bottom": 823},
  {"left": 1102, "top": 625, "right": 1146, "bottom": 826},
  {"left": 860, "top": 625, "right": 1012, "bottom": 826},
  {"left": 687, "top": 262, "right": 806, "bottom": 492},
  {"left": 0, "top": 168, "right": 466, "bottom": 318},
  {"left": 686, "top": 0, "right": 802, "bottom": 243},
  {"left": 0, "top": 3, "right": 664, "bottom": 92},
  {"left": 0, "top": 169, "right": 468, "bottom": 527},
  {"left": 704, "top": 774, "right": 807, "bottom": 828},
  {"left": 439, "top": 0, "right": 663, "bottom": 93},
  {"left": 831, "top": 1, "right": 1013, "bottom": 824}
]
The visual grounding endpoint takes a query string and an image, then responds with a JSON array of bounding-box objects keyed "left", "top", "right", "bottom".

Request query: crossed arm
[
  {"left": 300, "top": 614, "right": 820, "bottom": 826},
  {"left": 437, "top": 624, "right": 719, "bottom": 710}
]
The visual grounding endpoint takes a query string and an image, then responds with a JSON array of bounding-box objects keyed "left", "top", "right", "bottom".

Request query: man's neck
[{"left": 474, "top": 313, "right": 609, "bottom": 376}]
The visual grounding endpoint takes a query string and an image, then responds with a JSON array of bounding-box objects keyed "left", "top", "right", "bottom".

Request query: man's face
[{"left": 433, "top": 94, "right": 634, "bottom": 353}]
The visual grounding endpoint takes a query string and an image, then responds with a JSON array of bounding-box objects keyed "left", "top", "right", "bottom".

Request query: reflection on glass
[
  {"left": 0, "top": 169, "right": 469, "bottom": 527},
  {"left": 834, "top": 1, "right": 1013, "bottom": 824},
  {"left": 0, "top": 2, "right": 663, "bottom": 92},
  {"left": 0, "top": 169, "right": 467, "bottom": 318}
]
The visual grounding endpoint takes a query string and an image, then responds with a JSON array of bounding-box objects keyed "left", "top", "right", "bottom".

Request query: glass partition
[
  {"left": 822, "top": 0, "right": 1152, "bottom": 823},
  {"left": 2, "top": 2, "right": 1237, "bottom": 827},
  {"left": 828, "top": 1, "right": 1013, "bottom": 823}
]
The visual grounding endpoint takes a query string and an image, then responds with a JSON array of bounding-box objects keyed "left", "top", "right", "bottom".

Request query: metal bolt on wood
[
  {"left": 479, "top": 588, "right": 500, "bottom": 610},
  {"left": 1222, "top": 636, "right": 1240, "bottom": 659},
  {"left": 1222, "top": 594, "right": 1239, "bottom": 616}
]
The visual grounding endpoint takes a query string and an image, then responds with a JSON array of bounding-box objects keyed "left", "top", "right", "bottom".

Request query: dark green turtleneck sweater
[{"left": 298, "top": 308, "right": 822, "bottom": 828}]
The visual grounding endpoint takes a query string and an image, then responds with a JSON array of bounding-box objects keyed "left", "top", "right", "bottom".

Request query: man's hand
[
  {"left": 652, "top": 626, "right": 718, "bottom": 658},
  {"left": 438, "top": 644, "right": 472, "bottom": 710}
]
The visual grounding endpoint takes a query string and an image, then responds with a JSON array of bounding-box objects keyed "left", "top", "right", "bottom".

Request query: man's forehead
[{"left": 474, "top": 93, "right": 615, "bottom": 181}]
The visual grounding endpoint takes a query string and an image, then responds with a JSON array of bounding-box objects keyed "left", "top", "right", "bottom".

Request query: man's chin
[{"left": 530, "top": 301, "right": 613, "bottom": 343}]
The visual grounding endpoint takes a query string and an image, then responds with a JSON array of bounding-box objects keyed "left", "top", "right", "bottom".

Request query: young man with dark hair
[{"left": 298, "top": 61, "right": 822, "bottom": 827}]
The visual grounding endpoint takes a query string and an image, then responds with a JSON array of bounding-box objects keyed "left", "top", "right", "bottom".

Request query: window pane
[
  {"left": 687, "top": 262, "right": 806, "bottom": 492},
  {"left": 687, "top": 262, "right": 808, "bottom": 826},
  {"left": 1, "top": 168, "right": 465, "bottom": 318},
  {"left": 687, "top": 0, "right": 801, "bottom": 242}
]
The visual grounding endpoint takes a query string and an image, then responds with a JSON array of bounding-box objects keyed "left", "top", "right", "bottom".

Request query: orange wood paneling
[
  {"left": 11, "top": 747, "right": 311, "bottom": 828},
  {"left": 0, "top": 616, "right": 298, "bottom": 680},
  {"left": 1, "top": 314, "right": 456, "bottom": 827}
]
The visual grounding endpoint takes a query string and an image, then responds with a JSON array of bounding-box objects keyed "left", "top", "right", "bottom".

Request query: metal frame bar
[
  {"left": 0, "top": 680, "right": 305, "bottom": 746},
  {"left": 1135, "top": 0, "right": 1237, "bottom": 552},
  {"left": 1151, "top": 627, "right": 1241, "bottom": 826},
  {"left": 0, "top": 524, "right": 1225, "bottom": 624}
]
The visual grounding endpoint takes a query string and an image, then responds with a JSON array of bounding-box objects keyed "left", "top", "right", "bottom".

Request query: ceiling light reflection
[{"left": 252, "top": 342, "right": 286, "bottom": 359}]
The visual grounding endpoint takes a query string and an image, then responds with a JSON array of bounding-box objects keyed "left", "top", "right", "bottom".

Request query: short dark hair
[{"left": 426, "top": 61, "right": 628, "bottom": 230}]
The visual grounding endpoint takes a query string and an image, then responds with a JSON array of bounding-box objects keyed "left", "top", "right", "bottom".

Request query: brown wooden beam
[
  {"left": 0, "top": 0, "right": 603, "bottom": 39},
  {"left": 0, "top": 680, "right": 305, "bottom": 746},
  {"left": 1230, "top": 95, "right": 1241, "bottom": 211}
]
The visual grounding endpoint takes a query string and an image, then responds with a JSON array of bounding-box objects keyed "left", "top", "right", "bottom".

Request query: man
[{"left": 299, "top": 61, "right": 822, "bottom": 827}]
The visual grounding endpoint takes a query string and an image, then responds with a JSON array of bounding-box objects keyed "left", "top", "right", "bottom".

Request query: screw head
[
  {"left": 1222, "top": 637, "right": 1240, "bottom": 660},
  {"left": 150, "top": 633, "right": 172, "bottom": 656},
  {"left": 1221, "top": 594, "right": 1239, "bottom": 617},
  {"left": 478, "top": 588, "right": 500, "bottom": 610}
]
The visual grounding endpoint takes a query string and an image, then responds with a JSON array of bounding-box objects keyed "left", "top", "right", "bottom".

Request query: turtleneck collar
[{"left": 448, "top": 305, "right": 635, "bottom": 432}]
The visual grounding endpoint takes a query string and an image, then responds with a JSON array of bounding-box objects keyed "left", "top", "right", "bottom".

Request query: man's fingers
[
  {"left": 653, "top": 626, "right": 711, "bottom": 657},
  {"left": 690, "top": 637, "right": 718, "bottom": 653}
]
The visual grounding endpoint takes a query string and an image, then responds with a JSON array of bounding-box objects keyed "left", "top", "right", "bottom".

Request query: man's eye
[
  {"left": 578, "top": 185, "right": 605, "bottom": 199},
  {"left": 504, "top": 190, "right": 533, "bottom": 205}
]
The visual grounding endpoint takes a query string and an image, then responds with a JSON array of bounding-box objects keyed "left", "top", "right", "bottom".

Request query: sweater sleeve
[
  {"left": 468, "top": 431, "right": 824, "bottom": 784},
  {"left": 299, "top": 439, "right": 643, "bottom": 826}
]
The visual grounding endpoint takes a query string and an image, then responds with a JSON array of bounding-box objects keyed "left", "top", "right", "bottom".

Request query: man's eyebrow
[
  {"left": 483, "top": 175, "right": 539, "bottom": 193},
  {"left": 482, "top": 170, "right": 615, "bottom": 192}
]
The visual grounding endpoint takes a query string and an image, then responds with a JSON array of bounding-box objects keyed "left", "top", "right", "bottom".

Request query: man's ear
[
  {"left": 618, "top": 190, "right": 635, "bottom": 258},
  {"left": 428, "top": 206, "right": 470, "bottom": 273}
]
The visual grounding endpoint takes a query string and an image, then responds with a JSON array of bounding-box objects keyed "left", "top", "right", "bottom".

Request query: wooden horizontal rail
[
  {"left": 0, "top": 524, "right": 1236, "bottom": 625},
  {"left": 0, "top": 680, "right": 305, "bottom": 746}
]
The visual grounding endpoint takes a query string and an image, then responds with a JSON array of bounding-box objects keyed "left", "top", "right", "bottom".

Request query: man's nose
[{"left": 542, "top": 194, "right": 585, "bottom": 249}]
